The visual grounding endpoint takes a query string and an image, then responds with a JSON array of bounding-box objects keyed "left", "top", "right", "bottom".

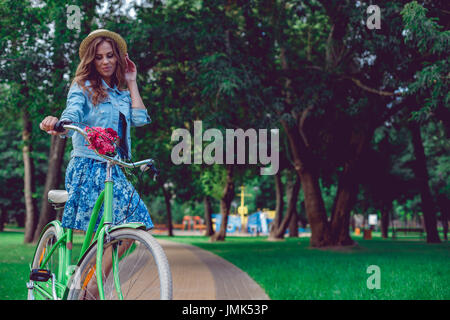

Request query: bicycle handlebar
[{"left": 54, "top": 120, "right": 158, "bottom": 174}]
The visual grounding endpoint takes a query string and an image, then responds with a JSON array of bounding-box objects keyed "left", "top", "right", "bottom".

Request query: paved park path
[{"left": 158, "top": 239, "right": 270, "bottom": 300}]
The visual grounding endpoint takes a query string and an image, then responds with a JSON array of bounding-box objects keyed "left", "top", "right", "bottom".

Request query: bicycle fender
[
  {"left": 109, "top": 222, "right": 147, "bottom": 232},
  {"left": 40, "top": 220, "right": 65, "bottom": 238},
  {"left": 30, "top": 221, "right": 65, "bottom": 265}
]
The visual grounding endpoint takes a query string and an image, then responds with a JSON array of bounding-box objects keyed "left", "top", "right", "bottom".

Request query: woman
[{"left": 39, "top": 29, "right": 153, "bottom": 232}]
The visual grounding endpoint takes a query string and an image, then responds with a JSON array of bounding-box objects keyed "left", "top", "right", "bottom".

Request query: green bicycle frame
[
  {"left": 33, "top": 161, "right": 145, "bottom": 300},
  {"left": 94, "top": 163, "right": 114, "bottom": 300},
  {"left": 31, "top": 125, "right": 154, "bottom": 300}
]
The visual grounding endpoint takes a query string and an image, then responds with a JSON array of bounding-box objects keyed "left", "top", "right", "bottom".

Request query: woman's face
[{"left": 94, "top": 41, "right": 117, "bottom": 81}]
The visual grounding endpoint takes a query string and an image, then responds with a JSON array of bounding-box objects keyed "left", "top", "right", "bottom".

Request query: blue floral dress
[{"left": 61, "top": 114, "right": 153, "bottom": 231}]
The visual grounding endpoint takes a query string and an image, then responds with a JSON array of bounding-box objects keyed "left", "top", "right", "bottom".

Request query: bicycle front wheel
[{"left": 67, "top": 228, "right": 172, "bottom": 300}]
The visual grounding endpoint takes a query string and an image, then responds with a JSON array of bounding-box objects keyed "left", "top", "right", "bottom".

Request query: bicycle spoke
[
  {"left": 122, "top": 244, "right": 154, "bottom": 299},
  {"left": 134, "top": 272, "right": 160, "bottom": 299},
  {"left": 68, "top": 229, "right": 171, "bottom": 300},
  {"left": 123, "top": 246, "right": 146, "bottom": 297}
]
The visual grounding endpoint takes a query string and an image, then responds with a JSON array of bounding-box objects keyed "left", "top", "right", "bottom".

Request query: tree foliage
[{"left": 0, "top": 0, "right": 448, "bottom": 244}]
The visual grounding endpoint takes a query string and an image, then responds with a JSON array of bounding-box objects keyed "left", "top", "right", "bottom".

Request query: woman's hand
[
  {"left": 40, "top": 116, "right": 65, "bottom": 136},
  {"left": 124, "top": 53, "right": 137, "bottom": 84}
]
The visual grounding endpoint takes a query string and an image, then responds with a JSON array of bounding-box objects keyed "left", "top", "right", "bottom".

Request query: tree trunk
[
  {"left": 350, "top": 213, "right": 356, "bottom": 232},
  {"left": 203, "top": 195, "right": 214, "bottom": 236},
  {"left": 16, "top": 213, "right": 25, "bottom": 228},
  {"left": 161, "top": 183, "right": 173, "bottom": 237},
  {"left": 329, "top": 173, "right": 357, "bottom": 246},
  {"left": 436, "top": 194, "right": 448, "bottom": 241},
  {"left": 278, "top": 115, "right": 330, "bottom": 247},
  {"left": 33, "top": 135, "right": 67, "bottom": 241},
  {"left": 410, "top": 123, "right": 441, "bottom": 243},
  {"left": 288, "top": 208, "right": 299, "bottom": 237},
  {"left": 268, "top": 171, "right": 284, "bottom": 237},
  {"left": 329, "top": 126, "right": 371, "bottom": 246},
  {"left": 299, "top": 169, "right": 330, "bottom": 247},
  {"left": 211, "top": 165, "right": 235, "bottom": 242},
  {"left": 22, "top": 108, "right": 39, "bottom": 243},
  {"left": 278, "top": 175, "right": 301, "bottom": 238},
  {"left": 298, "top": 201, "right": 308, "bottom": 228},
  {"left": 277, "top": 42, "right": 330, "bottom": 247},
  {"left": 0, "top": 206, "right": 6, "bottom": 232},
  {"left": 380, "top": 202, "right": 391, "bottom": 239},
  {"left": 269, "top": 172, "right": 301, "bottom": 240}
]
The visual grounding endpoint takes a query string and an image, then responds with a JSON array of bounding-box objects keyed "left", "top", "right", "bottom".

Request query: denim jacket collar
[{"left": 101, "top": 78, "right": 121, "bottom": 95}]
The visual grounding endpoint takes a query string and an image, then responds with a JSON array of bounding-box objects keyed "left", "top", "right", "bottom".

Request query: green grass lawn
[
  {"left": 0, "top": 231, "right": 35, "bottom": 300},
  {"left": 1, "top": 229, "right": 448, "bottom": 300},
  {"left": 156, "top": 233, "right": 450, "bottom": 300},
  {"left": 0, "top": 230, "right": 84, "bottom": 300}
]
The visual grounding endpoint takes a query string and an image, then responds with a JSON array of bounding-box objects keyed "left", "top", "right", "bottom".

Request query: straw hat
[{"left": 79, "top": 29, "right": 127, "bottom": 59}]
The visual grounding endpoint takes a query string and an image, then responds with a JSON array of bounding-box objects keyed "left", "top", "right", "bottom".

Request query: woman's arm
[
  {"left": 40, "top": 82, "right": 87, "bottom": 136},
  {"left": 40, "top": 116, "right": 67, "bottom": 135},
  {"left": 124, "top": 54, "right": 146, "bottom": 111},
  {"left": 127, "top": 80, "right": 146, "bottom": 110},
  {"left": 124, "top": 54, "right": 151, "bottom": 127},
  {"left": 128, "top": 80, "right": 151, "bottom": 127}
]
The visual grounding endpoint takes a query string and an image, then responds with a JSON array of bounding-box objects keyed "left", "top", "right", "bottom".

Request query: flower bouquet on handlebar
[
  {"left": 85, "top": 126, "right": 119, "bottom": 157},
  {"left": 54, "top": 120, "right": 159, "bottom": 178}
]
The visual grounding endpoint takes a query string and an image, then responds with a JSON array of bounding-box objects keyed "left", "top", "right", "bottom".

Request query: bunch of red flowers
[{"left": 85, "top": 126, "right": 119, "bottom": 156}]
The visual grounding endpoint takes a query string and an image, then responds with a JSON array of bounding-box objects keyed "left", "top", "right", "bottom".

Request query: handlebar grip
[
  {"left": 54, "top": 120, "right": 73, "bottom": 132},
  {"left": 150, "top": 163, "right": 160, "bottom": 181},
  {"left": 140, "top": 162, "right": 160, "bottom": 181}
]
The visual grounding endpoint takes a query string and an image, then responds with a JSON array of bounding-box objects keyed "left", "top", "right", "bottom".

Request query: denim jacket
[{"left": 59, "top": 78, "right": 151, "bottom": 161}]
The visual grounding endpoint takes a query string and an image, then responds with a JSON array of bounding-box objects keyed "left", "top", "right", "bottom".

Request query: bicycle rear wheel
[
  {"left": 28, "top": 226, "right": 63, "bottom": 300},
  {"left": 67, "top": 228, "right": 172, "bottom": 300}
]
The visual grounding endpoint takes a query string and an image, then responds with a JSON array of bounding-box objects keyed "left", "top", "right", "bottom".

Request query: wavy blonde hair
[{"left": 70, "top": 36, "right": 128, "bottom": 106}]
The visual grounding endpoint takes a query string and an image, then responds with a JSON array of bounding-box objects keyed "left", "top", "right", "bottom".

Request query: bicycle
[{"left": 27, "top": 120, "right": 172, "bottom": 300}]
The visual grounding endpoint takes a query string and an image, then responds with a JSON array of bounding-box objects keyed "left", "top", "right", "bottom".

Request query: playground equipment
[
  {"left": 236, "top": 185, "right": 252, "bottom": 227},
  {"left": 212, "top": 208, "right": 310, "bottom": 236},
  {"left": 212, "top": 214, "right": 242, "bottom": 233},
  {"left": 210, "top": 185, "right": 258, "bottom": 234},
  {"left": 210, "top": 184, "right": 279, "bottom": 235},
  {"left": 247, "top": 211, "right": 274, "bottom": 235},
  {"left": 181, "top": 215, "right": 206, "bottom": 231},
  {"left": 212, "top": 210, "right": 275, "bottom": 235}
]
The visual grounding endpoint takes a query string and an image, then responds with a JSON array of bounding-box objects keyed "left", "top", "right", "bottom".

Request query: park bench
[{"left": 392, "top": 228, "right": 425, "bottom": 239}]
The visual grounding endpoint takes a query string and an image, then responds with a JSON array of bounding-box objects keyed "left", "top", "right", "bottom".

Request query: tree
[
  {"left": 0, "top": 0, "right": 104, "bottom": 242},
  {"left": 34, "top": 0, "right": 96, "bottom": 241},
  {"left": 0, "top": 0, "right": 54, "bottom": 242},
  {"left": 268, "top": 168, "right": 301, "bottom": 240},
  {"left": 399, "top": 1, "right": 449, "bottom": 242},
  {"left": 267, "top": 129, "right": 302, "bottom": 240}
]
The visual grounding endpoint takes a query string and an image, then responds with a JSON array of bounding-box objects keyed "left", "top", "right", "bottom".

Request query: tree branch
[{"left": 345, "top": 76, "right": 402, "bottom": 97}]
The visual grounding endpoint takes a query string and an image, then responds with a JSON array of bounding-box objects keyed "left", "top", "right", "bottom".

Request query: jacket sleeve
[
  {"left": 59, "top": 82, "right": 88, "bottom": 138},
  {"left": 125, "top": 91, "right": 152, "bottom": 127},
  {"left": 130, "top": 108, "right": 152, "bottom": 127}
]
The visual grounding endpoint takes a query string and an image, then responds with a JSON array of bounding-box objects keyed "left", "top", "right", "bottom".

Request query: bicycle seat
[{"left": 48, "top": 190, "right": 68, "bottom": 204}]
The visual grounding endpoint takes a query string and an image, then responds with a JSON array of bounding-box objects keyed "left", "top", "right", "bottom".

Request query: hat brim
[{"left": 79, "top": 29, "right": 127, "bottom": 60}]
